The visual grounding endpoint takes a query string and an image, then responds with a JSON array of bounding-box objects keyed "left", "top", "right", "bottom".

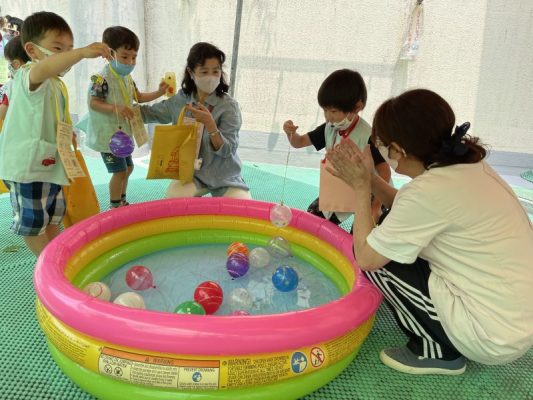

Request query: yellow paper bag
[
  {"left": 146, "top": 107, "right": 199, "bottom": 182},
  {"left": 63, "top": 149, "right": 100, "bottom": 228},
  {"left": 146, "top": 124, "right": 197, "bottom": 182}
]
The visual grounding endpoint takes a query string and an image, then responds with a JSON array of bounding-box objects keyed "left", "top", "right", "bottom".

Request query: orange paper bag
[
  {"left": 319, "top": 159, "right": 357, "bottom": 213},
  {"left": 63, "top": 149, "right": 100, "bottom": 227}
]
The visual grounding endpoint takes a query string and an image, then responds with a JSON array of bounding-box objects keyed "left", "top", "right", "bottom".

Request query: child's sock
[
  {"left": 121, "top": 194, "right": 129, "bottom": 206},
  {"left": 110, "top": 199, "right": 122, "bottom": 208}
]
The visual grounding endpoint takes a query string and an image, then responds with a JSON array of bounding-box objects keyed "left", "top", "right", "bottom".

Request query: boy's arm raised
[
  {"left": 29, "top": 43, "right": 112, "bottom": 89},
  {"left": 283, "top": 120, "right": 312, "bottom": 148},
  {"left": 136, "top": 80, "right": 168, "bottom": 103}
]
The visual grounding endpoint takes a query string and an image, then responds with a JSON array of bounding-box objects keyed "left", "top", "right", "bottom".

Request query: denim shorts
[
  {"left": 7, "top": 181, "right": 65, "bottom": 236},
  {"left": 101, "top": 152, "right": 133, "bottom": 173}
]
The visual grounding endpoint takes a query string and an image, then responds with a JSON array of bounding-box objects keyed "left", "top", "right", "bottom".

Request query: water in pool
[{"left": 102, "top": 243, "right": 342, "bottom": 315}]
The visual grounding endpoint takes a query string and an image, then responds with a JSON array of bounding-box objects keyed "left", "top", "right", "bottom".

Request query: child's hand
[
  {"left": 80, "top": 43, "right": 113, "bottom": 61},
  {"left": 283, "top": 120, "right": 298, "bottom": 137},
  {"left": 114, "top": 105, "right": 134, "bottom": 120},
  {"left": 158, "top": 81, "right": 170, "bottom": 96}
]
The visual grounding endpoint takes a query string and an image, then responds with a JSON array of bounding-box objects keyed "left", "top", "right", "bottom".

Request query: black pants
[
  {"left": 364, "top": 258, "right": 462, "bottom": 360},
  {"left": 307, "top": 197, "right": 342, "bottom": 225}
]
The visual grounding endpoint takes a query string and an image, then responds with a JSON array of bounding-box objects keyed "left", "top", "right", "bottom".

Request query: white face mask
[
  {"left": 331, "top": 116, "right": 353, "bottom": 131},
  {"left": 33, "top": 43, "right": 71, "bottom": 77},
  {"left": 377, "top": 145, "right": 399, "bottom": 171},
  {"left": 193, "top": 74, "right": 220, "bottom": 94}
]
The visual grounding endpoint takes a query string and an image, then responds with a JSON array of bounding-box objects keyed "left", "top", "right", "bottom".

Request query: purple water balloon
[
  {"left": 226, "top": 253, "right": 250, "bottom": 279},
  {"left": 109, "top": 130, "right": 134, "bottom": 157}
]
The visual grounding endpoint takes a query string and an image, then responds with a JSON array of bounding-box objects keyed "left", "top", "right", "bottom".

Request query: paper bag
[
  {"left": 319, "top": 159, "right": 358, "bottom": 213},
  {"left": 0, "top": 180, "right": 8, "bottom": 194},
  {"left": 146, "top": 123, "right": 197, "bottom": 182},
  {"left": 63, "top": 148, "right": 100, "bottom": 227},
  {"left": 146, "top": 107, "right": 201, "bottom": 182}
]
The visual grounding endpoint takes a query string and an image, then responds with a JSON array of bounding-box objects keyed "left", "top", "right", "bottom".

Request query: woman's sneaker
[{"left": 380, "top": 346, "right": 466, "bottom": 375}]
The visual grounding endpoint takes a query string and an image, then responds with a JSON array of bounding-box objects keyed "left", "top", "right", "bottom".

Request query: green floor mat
[
  {"left": 0, "top": 163, "right": 531, "bottom": 400},
  {"left": 521, "top": 170, "right": 533, "bottom": 184}
]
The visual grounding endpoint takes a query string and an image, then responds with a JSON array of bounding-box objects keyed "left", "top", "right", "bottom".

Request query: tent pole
[{"left": 229, "top": 0, "right": 243, "bottom": 97}]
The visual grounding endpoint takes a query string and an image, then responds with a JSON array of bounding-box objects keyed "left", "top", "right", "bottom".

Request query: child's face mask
[
  {"left": 331, "top": 115, "right": 353, "bottom": 130},
  {"left": 33, "top": 43, "right": 71, "bottom": 77},
  {"left": 111, "top": 60, "right": 135, "bottom": 76}
]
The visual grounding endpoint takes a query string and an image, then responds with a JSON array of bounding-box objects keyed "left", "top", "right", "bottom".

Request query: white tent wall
[
  {"left": 143, "top": 0, "right": 237, "bottom": 93},
  {"left": 4, "top": 0, "right": 148, "bottom": 119},
  {"left": 3, "top": 0, "right": 533, "bottom": 156}
]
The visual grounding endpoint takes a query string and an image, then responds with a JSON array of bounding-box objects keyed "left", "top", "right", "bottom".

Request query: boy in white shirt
[{"left": 0, "top": 11, "right": 112, "bottom": 256}]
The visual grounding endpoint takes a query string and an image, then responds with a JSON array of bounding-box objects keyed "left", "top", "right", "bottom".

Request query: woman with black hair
[
  {"left": 326, "top": 89, "right": 532, "bottom": 375},
  {"left": 141, "top": 42, "right": 250, "bottom": 199}
]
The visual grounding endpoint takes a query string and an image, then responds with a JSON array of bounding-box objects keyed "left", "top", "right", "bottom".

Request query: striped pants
[{"left": 364, "top": 258, "right": 462, "bottom": 360}]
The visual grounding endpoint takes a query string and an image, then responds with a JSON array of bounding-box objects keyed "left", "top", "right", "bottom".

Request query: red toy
[
  {"left": 125, "top": 265, "right": 154, "bottom": 291},
  {"left": 194, "top": 281, "right": 224, "bottom": 314}
]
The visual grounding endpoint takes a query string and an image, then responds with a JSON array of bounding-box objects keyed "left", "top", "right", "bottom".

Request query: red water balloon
[
  {"left": 194, "top": 281, "right": 223, "bottom": 314},
  {"left": 125, "top": 265, "right": 154, "bottom": 291}
]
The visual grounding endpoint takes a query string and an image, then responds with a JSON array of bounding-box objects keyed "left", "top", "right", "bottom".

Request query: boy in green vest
[
  {"left": 283, "top": 69, "right": 390, "bottom": 225},
  {"left": 0, "top": 11, "right": 111, "bottom": 256}
]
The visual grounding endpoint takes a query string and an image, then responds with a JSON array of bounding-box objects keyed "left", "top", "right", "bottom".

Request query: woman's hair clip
[{"left": 440, "top": 122, "right": 470, "bottom": 156}]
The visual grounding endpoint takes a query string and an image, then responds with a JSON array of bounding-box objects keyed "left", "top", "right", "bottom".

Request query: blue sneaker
[{"left": 380, "top": 346, "right": 466, "bottom": 375}]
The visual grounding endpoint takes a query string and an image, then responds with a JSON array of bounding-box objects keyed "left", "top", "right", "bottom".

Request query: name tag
[{"left": 56, "top": 121, "right": 85, "bottom": 179}]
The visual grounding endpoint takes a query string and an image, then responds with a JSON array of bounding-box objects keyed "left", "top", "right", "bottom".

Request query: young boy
[
  {"left": 0, "top": 11, "right": 112, "bottom": 256},
  {"left": 0, "top": 36, "right": 30, "bottom": 120},
  {"left": 283, "top": 69, "right": 391, "bottom": 225},
  {"left": 82, "top": 26, "right": 167, "bottom": 209}
]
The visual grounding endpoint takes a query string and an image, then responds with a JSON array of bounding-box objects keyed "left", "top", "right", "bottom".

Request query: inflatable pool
[{"left": 34, "top": 198, "right": 382, "bottom": 400}]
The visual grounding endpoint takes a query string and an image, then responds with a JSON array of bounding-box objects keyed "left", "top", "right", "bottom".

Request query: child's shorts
[
  {"left": 7, "top": 181, "right": 65, "bottom": 236},
  {"left": 101, "top": 152, "right": 133, "bottom": 173}
]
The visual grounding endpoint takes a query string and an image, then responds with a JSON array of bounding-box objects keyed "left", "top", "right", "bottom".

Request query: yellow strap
[
  {"left": 108, "top": 64, "right": 136, "bottom": 105},
  {"left": 53, "top": 78, "right": 71, "bottom": 125},
  {"left": 129, "top": 75, "right": 138, "bottom": 103},
  {"left": 177, "top": 106, "right": 187, "bottom": 125}
]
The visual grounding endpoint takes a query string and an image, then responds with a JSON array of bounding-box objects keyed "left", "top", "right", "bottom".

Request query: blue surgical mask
[
  {"left": 2, "top": 35, "right": 12, "bottom": 46},
  {"left": 111, "top": 60, "right": 135, "bottom": 76}
]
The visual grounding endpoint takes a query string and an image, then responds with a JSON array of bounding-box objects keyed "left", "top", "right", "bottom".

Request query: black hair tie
[{"left": 440, "top": 122, "right": 470, "bottom": 156}]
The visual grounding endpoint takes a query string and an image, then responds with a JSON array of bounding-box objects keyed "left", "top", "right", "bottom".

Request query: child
[
  {"left": 0, "top": 11, "right": 112, "bottom": 256},
  {"left": 283, "top": 69, "right": 390, "bottom": 225},
  {"left": 0, "top": 36, "right": 30, "bottom": 120},
  {"left": 82, "top": 26, "right": 167, "bottom": 209}
]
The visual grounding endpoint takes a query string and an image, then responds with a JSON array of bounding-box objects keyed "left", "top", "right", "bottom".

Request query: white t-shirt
[{"left": 367, "top": 161, "right": 533, "bottom": 364}]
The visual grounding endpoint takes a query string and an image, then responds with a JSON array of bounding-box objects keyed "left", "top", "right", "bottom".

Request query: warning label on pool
[{"left": 98, "top": 348, "right": 219, "bottom": 389}]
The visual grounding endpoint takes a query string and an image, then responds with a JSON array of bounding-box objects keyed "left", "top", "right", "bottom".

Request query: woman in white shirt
[{"left": 327, "top": 89, "right": 533, "bottom": 375}]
